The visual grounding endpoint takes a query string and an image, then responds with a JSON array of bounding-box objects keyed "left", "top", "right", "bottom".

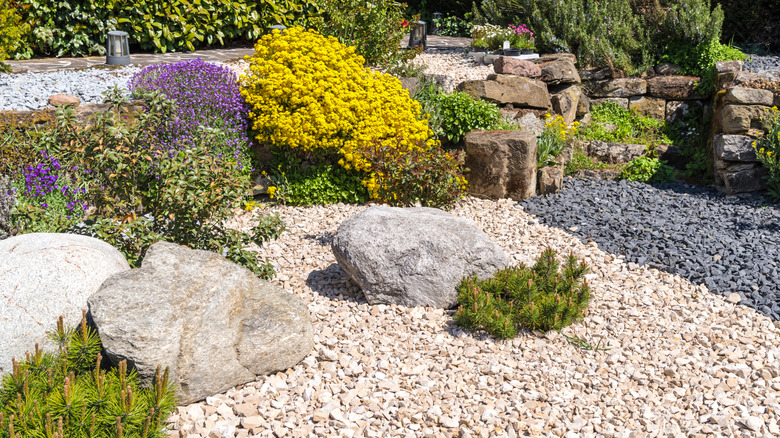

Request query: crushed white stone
[{"left": 166, "top": 198, "right": 780, "bottom": 437}]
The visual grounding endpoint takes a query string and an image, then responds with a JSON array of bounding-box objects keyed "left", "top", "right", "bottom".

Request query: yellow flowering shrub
[
  {"left": 754, "top": 106, "right": 780, "bottom": 200},
  {"left": 240, "top": 27, "right": 435, "bottom": 175},
  {"left": 538, "top": 114, "right": 578, "bottom": 168}
]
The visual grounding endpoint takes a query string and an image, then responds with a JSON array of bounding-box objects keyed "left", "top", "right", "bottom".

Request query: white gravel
[
  {"left": 411, "top": 52, "right": 494, "bottom": 92},
  {"left": 166, "top": 198, "right": 780, "bottom": 437}
]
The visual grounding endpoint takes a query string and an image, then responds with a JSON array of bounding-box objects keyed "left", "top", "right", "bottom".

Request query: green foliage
[
  {"left": 454, "top": 248, "right": 592, "bottom": 338},
  {"left": 661, "top": 38, "right": 746, "bottom": 93},
  {"left": 361, "top": 138, "right": 468, "bottom": 209},
  {"left": 404, "top": 0, "right": 477, "bottom": 19},
  {"left": 412, "top": 79, "right": 505, "bottom": 144},
  {"left": 431, "top": 13, "right": 472, "bottom": 37},
  {"left": 473, "top": 0, "right": 651, "bottom": 75},
  {"left": 265, "top": 150, "right": 369, "bottom": 206},
  {"left": 537, "top": 115, "right": 578, "bottom": 168},
  {"left": 0, "top": 0, "right": 27, "bottom": 70},
  {"left": 564, "top": 146, "right": 613, "bottom": 176},
  {"left": 11, "top": 0, "right": 317, "bottom": 57},
  {"left": 656, "top": 0, "right": 724, "bottom": 48},
  {"left": 310, "top": 0, "right": 414, "bottom": 67},
  {"left": 663, "top": 103, "right": 712, "bottom": 181},
  {"left": 577, "top": 102, "right": 670, "bottom": 145},
  {"left": 0, "top": 315, "right": 177, "bottom": 438},
  {"left": 618, "top": 155, "right": 677, "bottom": 183},
  {"left": 6, "top": 90, "right": 284, "bottom": 279},
  {"left": 754, "top": 108, "right": 780, "bottom": 201}
]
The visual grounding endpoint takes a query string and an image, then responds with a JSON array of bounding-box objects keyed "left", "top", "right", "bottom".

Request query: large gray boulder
[
  {"left": 332, "top": 207, "right": 509, "bottom": 309},
  {"left": 88, "top": 242, "right": 314, "bottom": 404},
  {"left": 0, "top": 233, "right": 130, "bottom": 374}
]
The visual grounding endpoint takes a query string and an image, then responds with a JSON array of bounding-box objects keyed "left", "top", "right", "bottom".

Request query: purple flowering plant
[
  {"left": 128, "top": 58, "right": 253, "bottom": 172},
  {"left": 507, "top": 24, "right": 534, "bottom": 50}
]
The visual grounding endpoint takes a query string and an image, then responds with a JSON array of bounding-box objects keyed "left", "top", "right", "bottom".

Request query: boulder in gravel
[
  {"left": 587, "top": 141, "right": 646, "bottom": 164},
  {"left": 717, "top": 163, "right": 768, "bottom": 194},
  {"left": 646, "top": 76, "right": 703, "bottom": 100},
  {"left": 493, "top": 57, "right": 541, "bottom": 77},
  {"left": 464, "top": 130, "right": 538, "bottom": 200},
  {"left": 458, "top": 75, "right": 551, "bottom": 109},
  {"left": 714, "top": 134, "right": 759, "bottom": 162},
  {"left": 0, "top": 233, "right": 129, "bottom": 374},
  {"left": 723, "top": 87, "right": 774, "bottom": 106},
  {"left": 88, "top": 242, "right": 314, "bottom": 404},
  {"left": 588, "top": 78, "right": 647, "bottom": 98},
  {"left": 628, "top": 96, "right": 666, "bottom": 120},
  {"left": 331, "top": 206, "right": 509, "bottom": 308},
  {"left": 48, "top": 94, "right": 80, "bottom": 107}
]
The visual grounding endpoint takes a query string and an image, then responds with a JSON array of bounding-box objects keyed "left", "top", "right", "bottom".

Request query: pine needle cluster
[
  {"left": 0, "top": 313, "right": 177, "bottom": 438},
  {"left": 455, "top": 248, "right": 592, "bottom": 338}
]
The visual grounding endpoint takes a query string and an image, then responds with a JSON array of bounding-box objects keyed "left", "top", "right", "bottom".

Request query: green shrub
[
  {"left": 454, "top": 248, "right": 592, "bottom": 338},
  {"left": 0, "top": 315, "right": 176, "bottom": 438},
  {"left": 431, "top": 13, "right": 472, "bottom": 37},
  {"left": 473, "top": 0, "right": 651, "bottom": 75},
  {"left": 266, "top": 150, "right": 369, "bottom": 206},
  {"left": 754, "top": 107, "right": 780, "bottom": 200},
  {"left": 412, "top": 79, "right": 505, "bottom": 144},
  {"left": 618, "top": 155, "right": 677, "bottom": 183},
  {"left": 7, "top": 91, "right": 284, "bottom": 279},
  {"left": 361, "top": 139, "right": 468, "bottom": 209},
  {"left": 12, "top": 0, "right": 317, "bottom": 57},
  {"left": 660, "top": 38, "right": 746, "bottom": 93},
  {"left": 0, "top": 0, "right": 27, "bottom": 70},
  {"left": 577, "top": 102, "right": 670, "bottom": 145},
  {"left": 310, "top": 0, "right": 414, "bottom": 67}
]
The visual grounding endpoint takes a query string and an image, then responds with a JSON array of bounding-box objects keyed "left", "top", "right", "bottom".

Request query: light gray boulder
[
  {"left": 0, "top": 233, "right": 130, "bottom": 374},
  {"left": 332, "top": 207, "right": 509, "bottom": 309},
  {"left": 88, "top": 242, "right": 313, "bottom": 404}
]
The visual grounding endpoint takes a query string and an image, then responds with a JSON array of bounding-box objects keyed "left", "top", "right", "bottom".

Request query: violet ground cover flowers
[
  {"left": 20, "top": 150, "right": 87, "bottom": 218},
  {"left": 128, "top": 58, "right": 252, "bottom": 169}
]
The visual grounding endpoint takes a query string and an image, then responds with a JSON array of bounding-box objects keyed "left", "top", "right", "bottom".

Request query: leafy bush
[
  {"left": 412, "top": 79, "right": 507, "bottom": 144},
  {"left": 266, "top": 151, "right": 369, "bottom": 206},
  {"left": 577, "top": 102, "right": 669, "bottom": 145},
  {"left": 361, "top": 138, "right": 468, "bottom": 208},
  {"left": 129, "top": 58, "right": 252, "bottom": 170},
  {"left": 242, "top": 27, "right": 442, "bottom": 202},
  {"left": 309, "top": 0, "right": 414, "bottom": 67},
  {"left": 7, "top": 90, "right": 284, "bottom": 278},
  {"left": 754, "top": 107, "right": 780, "bottom": 200},
  {"left": 538, "top": 115, "right": 578, "bottom": 168},
  {"left": 11, "top": 0, "right": 317, "bottom": 57},
  {"left": 473, "top": 0, "right": 651, "bottom": 75},
  {"left": 431, "top": 13, "right": 471, "bottom": 37},
  {"left": 454, "top": 248, "right": 592, "bottom": 338},
  {"left": 0, "top": 0, "right": 27, "bottom": 71},
  {"left": 619, "top": 155, "right": 677, "bottom": 183},
  {"left": 0, "top": 315, "right": 177, "bottom": 438},
  {"left": 661, "top": 38, "right": 746, "bottom": 93}
]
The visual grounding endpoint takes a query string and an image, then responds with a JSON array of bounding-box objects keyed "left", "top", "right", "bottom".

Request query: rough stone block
[
  {"left": 587, "top": 141, "right": 646, "bottom": 164},
  {"left": 628, "top": 96, "right": 666, "bottom": 120},
  {"left": 493, "top": 57, "right": 541, "bottom": 78},
  {"left": 721, "top": 104, "right": 771, "bottom": 134},
  {"left": 646, "top": 76, "right": 703, "bottom": 100},
  {"left": 590, "top": 97, "right": 629, "bottom": 110},
  {"left": 723, "top": 87, "right": 774, "bottom": 106},
  {"left": 587, "top": 78, "right": 647, "bottom": 98},
  {"left": 537, "top": 165, "right": 564, "bottom": 195},
  {"left": 714, "top": 134, "right": 760, "bottom": 162},
  {"left": 550, "top": 84, "right": 582, "bottom": 124},
  {"left": 715, "top": 60, "right": 743, "bottom": 74},
  {"left": 464, "top": 130, "right": 538, "bottom": 200},
  {"left": 458, "top": 75, "right": 551, "bottom": 109},
  {"left": 718, "top": 164, "right": 768, "bottom": 194},
  {"left": 539, "top": 59, "right": 580, "bottom": 85}
]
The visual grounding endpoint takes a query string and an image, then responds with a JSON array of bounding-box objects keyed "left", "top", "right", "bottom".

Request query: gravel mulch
[{"left": 166, "top": 198, "right": 780, "bottom": 437}]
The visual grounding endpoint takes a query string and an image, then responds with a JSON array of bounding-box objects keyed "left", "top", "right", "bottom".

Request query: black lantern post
[
  {"left": 106, "top": 31, "right": 130, "bottom": 66},
  {"left": 408, "top": 21, "right": 427, "bottom": 50}
]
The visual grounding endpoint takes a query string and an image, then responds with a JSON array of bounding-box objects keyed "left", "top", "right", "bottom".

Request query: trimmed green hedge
[{"left": 8, "top": 0, "right": 320, "bottom": 58}]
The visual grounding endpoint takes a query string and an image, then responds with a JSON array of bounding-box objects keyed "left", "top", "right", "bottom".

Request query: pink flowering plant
[{"left": 508, "top": 23, "right": 534, "bottom": 50}]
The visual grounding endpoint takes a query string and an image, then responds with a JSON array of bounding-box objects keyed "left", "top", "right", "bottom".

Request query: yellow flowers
[
  {"left": 240, "top": 27, "right": 435, "bottom": 185},
  {"left": 267, "top": 186, "right": 277, "bottom": 199},
  {"left": 544, "top": 114, "right": 578, "bottom": 141}
]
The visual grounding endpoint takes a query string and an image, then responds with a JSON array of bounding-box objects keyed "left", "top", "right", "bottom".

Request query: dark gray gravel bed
[
  {"left": 519, "top": 178, "right": 780, "bottom": 320},
  {"left": 743, "top": 53, "right": 780, "bottom": 73}
]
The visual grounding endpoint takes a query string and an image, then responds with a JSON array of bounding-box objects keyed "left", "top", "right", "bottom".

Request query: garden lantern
[
  {"left": 106, "top": 31, "right": 130, "bottom": 66},
  {"left": 431, "top": 12, "right": 443, "bottom": 35},
  {"left": 408, "top": 21, "right": 427, "bottom": 50}
]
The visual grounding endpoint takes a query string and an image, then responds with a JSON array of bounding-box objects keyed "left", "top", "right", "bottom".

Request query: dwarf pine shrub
[
  {"left": 0, "top": 315, "right": 177, "bottom": 438},
  {"left": 455, "top": 248, "right": 592, "bottom": 338}
]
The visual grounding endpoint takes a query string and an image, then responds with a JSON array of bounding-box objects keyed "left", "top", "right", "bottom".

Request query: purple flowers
[
  {"left": 22, "top": 150, "right": 87, "bottom": 216},
  {"left": 509, "top": 24, "right": 534, "bottom": 37},
  {"left": 128, "top": 58, "right": 251, "bottom": 167}
]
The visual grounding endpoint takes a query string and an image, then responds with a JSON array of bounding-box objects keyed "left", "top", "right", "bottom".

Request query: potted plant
[{"left": 508, "top": 23, "right": 535, "bottom": 55}]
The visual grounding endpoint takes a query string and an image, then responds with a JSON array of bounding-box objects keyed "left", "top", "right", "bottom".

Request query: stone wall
[{"left": 710, "top": 61, "right": 780, "bottom": 194}]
